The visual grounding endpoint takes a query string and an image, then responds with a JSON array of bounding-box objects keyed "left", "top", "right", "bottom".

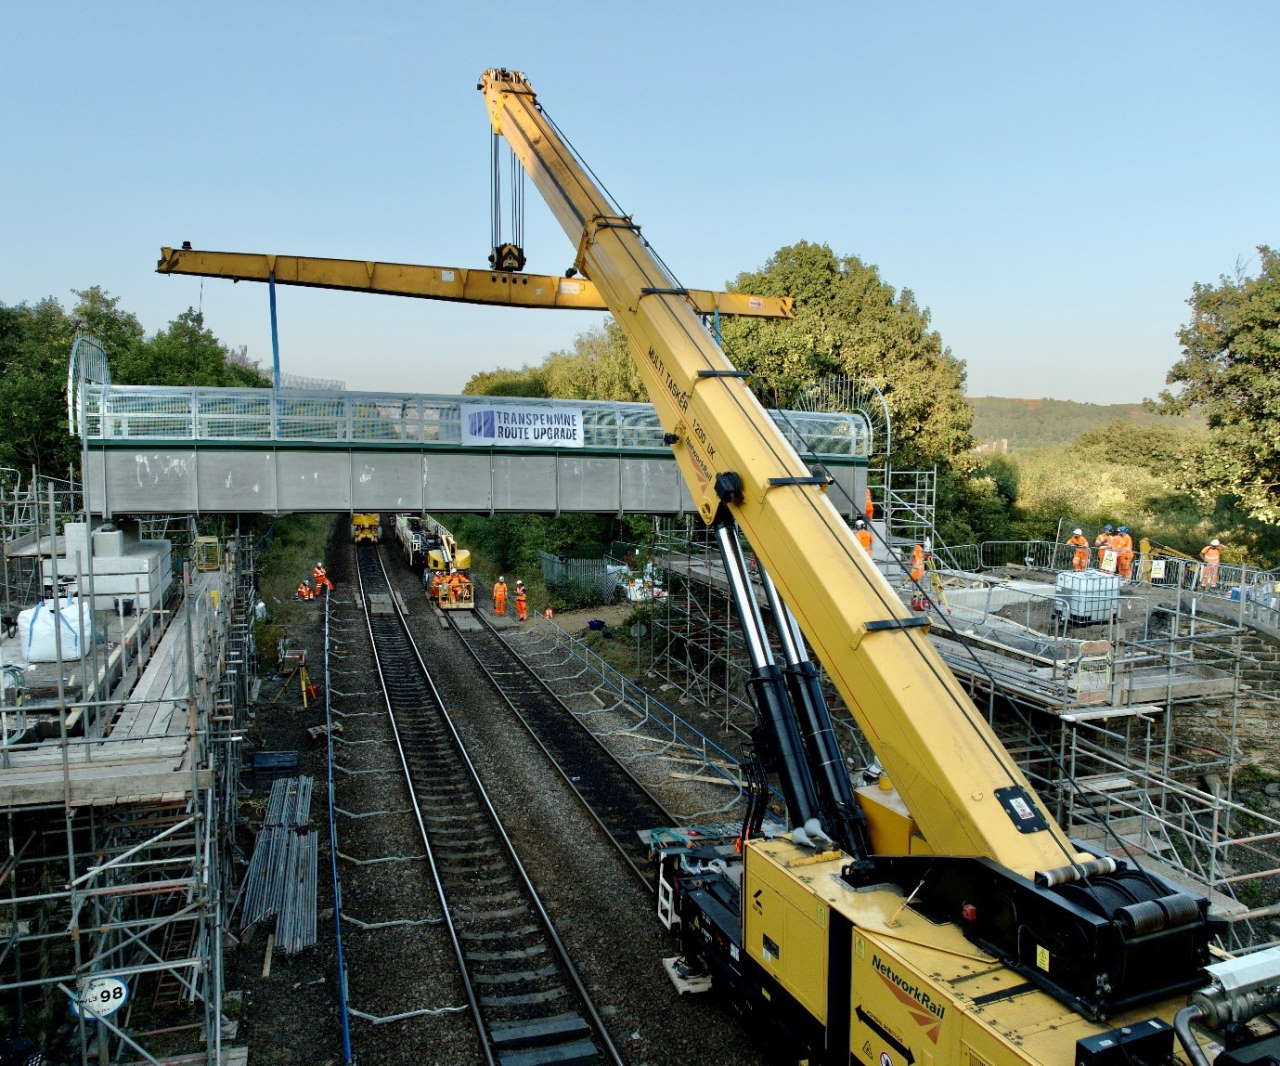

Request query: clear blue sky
[{"left": 3, "top": 1, "right": 1276, "bottom": 404}]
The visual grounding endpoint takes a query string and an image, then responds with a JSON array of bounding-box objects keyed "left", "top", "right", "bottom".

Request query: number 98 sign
[{"left": 72, "top": 976, "right": 129, "bottom": 1019}]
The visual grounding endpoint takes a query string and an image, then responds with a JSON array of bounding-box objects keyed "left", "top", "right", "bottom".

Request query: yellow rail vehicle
[
  {"left": 478, "top": 68, "right": 1280, "bottom": 1066},
  {"left": 351, "top": 513, "right": 381, "bottom": 545}
]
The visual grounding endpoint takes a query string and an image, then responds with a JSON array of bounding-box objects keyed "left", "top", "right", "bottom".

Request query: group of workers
[
  {"left": 1062, "top": 525, "right": 1137, "bottom": 578},
  {"left": 490, "top": 576, "right": 529, "bottom": 621},
  {"left": 295, "top": 562, "right": 334, "bottom": 601},
  {"left": 1065, "top": 527, "right": 1227, "bottom": 588},
  {"left": 426, "top": 567, "right": 473, "bottom": 607}
]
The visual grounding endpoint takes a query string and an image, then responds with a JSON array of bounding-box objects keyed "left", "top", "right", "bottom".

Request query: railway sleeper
[
  {"left": 481, "top": 987, "right": 570, "bottom": 1008},
  {"left": 496, "top": 1041, "right": 601, "bottom": 1066},
  {"left": 472, "top": 965, "right": 560, "bottom": 985},
  {"left": 466, "top": 944, "right": 551, "bottom": 963},
  {"left": 461, "top": 923, "right": 540, "bottom": 942}
]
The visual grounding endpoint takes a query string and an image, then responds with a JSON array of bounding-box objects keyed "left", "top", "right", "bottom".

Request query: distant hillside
[{"left": 968, "top": 397, "right": 1197, "bottom": 451}]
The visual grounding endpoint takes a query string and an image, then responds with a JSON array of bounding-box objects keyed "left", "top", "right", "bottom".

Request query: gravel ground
[
  {"left": 230, "top": 535, "right": 479, "bottom": 1066},
  {"left": 384, "top": 562, "right": 771, "bottom": 1066},
  {"left": 230, "top": 534, "right": 773, "bottom": 1066}
]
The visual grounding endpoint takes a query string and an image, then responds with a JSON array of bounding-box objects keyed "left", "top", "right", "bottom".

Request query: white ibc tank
[
  {"left": 17, "top": 597, "right": 89, "bottom": 662},
  {"left": 1054, "top": 570, "right": 1120, "bottom": 624}
]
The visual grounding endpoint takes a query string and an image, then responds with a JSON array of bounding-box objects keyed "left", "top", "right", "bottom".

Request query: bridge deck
[{"left": 81, "top": 387, "right": 869, "bottom": 516}]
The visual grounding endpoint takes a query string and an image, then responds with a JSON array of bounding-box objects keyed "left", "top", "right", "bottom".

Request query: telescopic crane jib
[{"left": 477, "top": 66, "right": 1280, "bottom": 1066}]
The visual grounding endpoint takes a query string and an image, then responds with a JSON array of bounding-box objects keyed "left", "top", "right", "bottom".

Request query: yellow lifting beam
[
  {"left": 480, "top": 68, "right": 1077, "bottom": 877},
  {"left": 155, "top": 246, "right": 793, "bottom": 319}
]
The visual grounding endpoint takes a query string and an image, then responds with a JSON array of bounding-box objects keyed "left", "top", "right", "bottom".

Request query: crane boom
[
  {"left": 155, "top": 246, "right": 794, "bottom": 319},
  {"left": 479, "top": 67, "right": 1070, "bottom": 876},
  {"left": 472, "top": 69, "right": 1279, "bottom": 1065}
]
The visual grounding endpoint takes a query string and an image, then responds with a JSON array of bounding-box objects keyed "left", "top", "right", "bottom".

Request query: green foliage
[
  {"left": 0, "top": 298, "right": 79, "bottom": 473},
  {"left": 0, "top": 289, "right": 268, "bottom": 477},
  {"left": 114, "top": 307, "right": 268, "bottom": 388},
  {"left": 1070, "top": 419, "right": 1201, "bottom": 474},
  {"left": 722, "top": 242, "right": 973, "bottom": 468},
  {"left": 1153, "top": 245, "right": 1280, "bottom": 523},
  {"left": 969, "top": 397, "right": 1194, "bottom": 451},
  {"left": 542, "top": 322, "right": 646, "bottom": 401},
  {"left": 461, "top": 364, "right": 549, "bottom": 396},
  {"left": 255, "top": 513, "right": 339, "bottom": 632}
]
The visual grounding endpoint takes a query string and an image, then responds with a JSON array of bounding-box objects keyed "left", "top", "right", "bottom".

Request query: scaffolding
[
  {"left": 0, "top": 504, "right": 255, "bottom": 1063},
  {"left": 1, "top": 468, "right": 80, "bottom": 619},
  {"left": 627, "top": 522, "right": 1280, "bottom": 952}
]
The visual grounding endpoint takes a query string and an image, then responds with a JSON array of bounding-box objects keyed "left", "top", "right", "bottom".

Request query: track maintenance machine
[
  {"left": 351, "top": 513, "right": 381, "bottom": 545},
  {"left": 478, "top": 68, "right": 1280, "bottom": 1066}
]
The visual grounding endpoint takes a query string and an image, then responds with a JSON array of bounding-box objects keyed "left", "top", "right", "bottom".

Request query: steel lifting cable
[
  {"left": 509, "top": 148, "right": 525, "bottom": 252},
  {"left": 489, "top": 132, "right": 502, "bottom": 252}
]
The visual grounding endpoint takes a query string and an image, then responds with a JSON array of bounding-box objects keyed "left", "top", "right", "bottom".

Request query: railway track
[
  {"left": 445, "top": 610, "right": 679, "bottom": 889},
  {"left": 354, "top": 545, "right": 624, "bottom": 1066}
]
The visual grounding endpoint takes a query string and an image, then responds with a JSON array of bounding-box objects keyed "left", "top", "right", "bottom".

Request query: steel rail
[
  {"left": 446, "top": 609, "right": 679, "bottom": 890},
  {"left": 354, "top": 545, "right": 624, "bottom": 1066}
]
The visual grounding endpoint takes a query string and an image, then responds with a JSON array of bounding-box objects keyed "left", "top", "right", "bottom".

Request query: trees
[
  {"left": 0, "top": 298, "right": 79, "bottom": 473},
  {"left": 115, "top": 308, "right": 268, "bottom": 388},
  {"left": 1154, "top": 246, "right": 1280, "bottom": 523},
  {"left": 722, "top": 242, "right": 973, "bottom": 469},
  {"left": 0, "top": 291, "right": 267, "bottom": 477}
]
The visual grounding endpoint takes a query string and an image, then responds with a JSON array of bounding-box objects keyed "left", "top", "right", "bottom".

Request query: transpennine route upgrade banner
[{"left": 461, "top": 404, "right": 585, "bottom": 448}]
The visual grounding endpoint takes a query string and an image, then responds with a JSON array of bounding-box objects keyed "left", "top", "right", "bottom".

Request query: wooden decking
[{"left": 0, "top": 571, "right": 226, "bottom": 807}]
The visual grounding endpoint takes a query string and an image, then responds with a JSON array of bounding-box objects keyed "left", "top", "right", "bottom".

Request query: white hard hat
[
  {"left": 1211, "top": 539, "right": 1220, "bottom": 546},
  {"left": 1073, "top": 528, "right": 1082, "bottom": 536},
  {"left": 315, "top": 561, "right": 322, "bottom": 567},
  {"left": 498, "top": 576, "right": 504, "bottom": 582}
]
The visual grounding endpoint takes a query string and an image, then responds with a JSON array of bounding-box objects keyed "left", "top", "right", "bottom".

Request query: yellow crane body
[
  {"left": 743, "top": 839, "right": 1197, "bottom": 1066},
  {"left": 479, "top": 67, "right": 1068, "bottom": 876},
  {"left": 475, "top": 68, "right": 1274, "bottom": 1066},
  {"left": 155, "top": 246, "right": 794, "bottom": 319}
]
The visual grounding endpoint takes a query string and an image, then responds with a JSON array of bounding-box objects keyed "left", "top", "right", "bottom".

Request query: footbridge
[{"left": 77, "top": 382, "right": 870, "bottom": 517}]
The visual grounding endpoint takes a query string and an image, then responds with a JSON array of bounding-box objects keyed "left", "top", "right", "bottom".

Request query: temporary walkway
[{"left": 78, "top": 386, "right": 870, "bottom": 517}]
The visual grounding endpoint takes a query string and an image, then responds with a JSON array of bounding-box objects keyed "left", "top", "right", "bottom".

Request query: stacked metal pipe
[{"left": 238, "top": 776, "right": 319, "bottom": 953}]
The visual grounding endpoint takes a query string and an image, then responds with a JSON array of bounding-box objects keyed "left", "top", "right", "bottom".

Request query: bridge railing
[{"left": 79, "top": 386, "right": 871, "bottom": 459}]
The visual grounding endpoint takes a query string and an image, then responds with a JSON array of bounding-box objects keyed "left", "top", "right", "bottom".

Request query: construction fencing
[{"left": 538, "top": 552, "right": 625, "bottom": 602}]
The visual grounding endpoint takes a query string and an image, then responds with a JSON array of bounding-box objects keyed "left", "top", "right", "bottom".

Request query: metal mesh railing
[{"left": 78, "top": 386, "right": 871, "bottom": 459}]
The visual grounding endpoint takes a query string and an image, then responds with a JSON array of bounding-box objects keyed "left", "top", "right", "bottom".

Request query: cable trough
[
  {"left": 447, "top": 610, "right": 678, "bottom": 889},
  {"left": 355, "top": 545, "right": 624, "bottom": 1066}
]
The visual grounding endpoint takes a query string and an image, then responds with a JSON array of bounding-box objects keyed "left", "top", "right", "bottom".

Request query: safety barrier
[
  {"left": 933, "top": 540, "right": 1280, "bottom": 634},
  {"left": 77, "top": 385, "right": 871, "bottom": 458}
]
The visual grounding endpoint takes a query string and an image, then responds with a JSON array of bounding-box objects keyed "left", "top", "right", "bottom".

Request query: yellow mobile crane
[{"left": 478, "top": 68, "right": 1280, "bottom": 1066}]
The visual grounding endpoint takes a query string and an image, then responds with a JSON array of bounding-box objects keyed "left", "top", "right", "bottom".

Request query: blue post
[
  {"left": 712, "top": 306, "right": 722, "bottom": 345},
  {"left": 268, "top": 272, "right": 281, "bottom": 391}
]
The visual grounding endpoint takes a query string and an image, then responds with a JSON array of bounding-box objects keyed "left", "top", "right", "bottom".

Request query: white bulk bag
[{"left": 18, "top": 597, "right": 87, "bottom": 663}]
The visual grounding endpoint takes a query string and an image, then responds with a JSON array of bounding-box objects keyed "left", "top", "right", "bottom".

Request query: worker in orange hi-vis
[
  {"left": 296, "top": 580, "right": 315, "bottom": 601},
  {"left": 864, "top": 487, "right": 875, "bottom": 521},
  {"left": 492, "top": 575, "right": 508, "bottom": 616},
  {"left": 909, "top": 543, "right": 925, "bottom": 582},
  {"left": 1115, "top": 526, "right": 1135, "bottom": 580},
  {"left": 514, "top": 580, "right": 528, "bottom": 621},
  {"left": 853, "top": 518, "right": 873, "bottom": 556},
  {"left": 1200, "top": 538, "right": 1223, "bottom": 588},
  {"left": 428, "top": 570, "right": 446, "bottom": 605},
  {"left": 312, "top": 563, "right": 334, "bottom": 594},
  {"left": 1067, "top": 528, "right": 1090, "bottom": 571},
  {"left": 449, "top": 568, "right": 470, "bottom": 605},
  {"left": 1094, "top": 524, "right": 1114, "bottom": 569}
]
